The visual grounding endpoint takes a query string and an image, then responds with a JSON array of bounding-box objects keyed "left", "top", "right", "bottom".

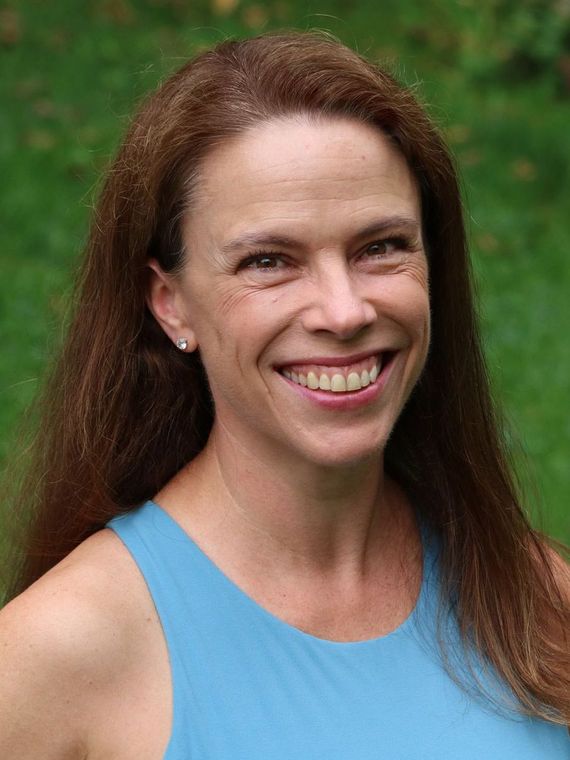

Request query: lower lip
[{"left": 277, "top": 353, "right": 398, "bottom": 411}]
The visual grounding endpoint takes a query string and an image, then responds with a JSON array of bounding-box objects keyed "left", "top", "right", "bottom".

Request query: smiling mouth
[{"left": 277, "top": 352, "right": 396, "bottom": 393}]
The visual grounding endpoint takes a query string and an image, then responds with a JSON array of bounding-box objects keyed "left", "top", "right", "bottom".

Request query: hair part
[{"left": 2, "top": 29, "right": 568, "bottom": 725}]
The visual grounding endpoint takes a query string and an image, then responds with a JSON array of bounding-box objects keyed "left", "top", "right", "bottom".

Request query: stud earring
[{"left": 176, "top": 337, "right": 188, "bottom": 351}]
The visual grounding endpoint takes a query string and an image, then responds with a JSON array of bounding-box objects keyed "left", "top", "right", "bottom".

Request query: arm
[
  {"left": 0, "top": 590, "right": 92, "bottom": 758},
  {"left": 0, "top": 543, "right": 130, "bottom": 759}
]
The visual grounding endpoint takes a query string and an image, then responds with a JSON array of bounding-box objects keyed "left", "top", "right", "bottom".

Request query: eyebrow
[{"left": 219, "top": 215, "right": 421, "bottom": 256}]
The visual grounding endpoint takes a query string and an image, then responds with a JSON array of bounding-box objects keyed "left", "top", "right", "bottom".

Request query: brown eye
[
  {"left": 364, "top": 240, "right": 396, "bottom": 256},
  {"left": 238, "top": 251, "right": 288, "bottom": 273},
  {"left": 253, "top": 256, "right": 280, "bottom": 269},
  {"left": 363, "top": 236, "right": 411, "bottom": 259}
]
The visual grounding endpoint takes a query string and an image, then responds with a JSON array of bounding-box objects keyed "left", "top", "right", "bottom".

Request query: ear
[{"left": 146, "top": 259, "right": 199, "bottom": 352}]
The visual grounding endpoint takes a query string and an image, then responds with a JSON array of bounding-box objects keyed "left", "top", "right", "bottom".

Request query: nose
[{"left": 300, "top": 261, "right": 377, "bottom": 340}]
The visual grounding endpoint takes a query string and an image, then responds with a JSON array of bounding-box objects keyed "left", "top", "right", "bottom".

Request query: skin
[{"left": 147, "top": 115, "right": 430, "bottom": 610}]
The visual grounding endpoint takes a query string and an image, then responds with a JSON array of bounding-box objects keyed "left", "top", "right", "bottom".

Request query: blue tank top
[{"left": 106, "top": 500, "right": 569, "bottom": 758}]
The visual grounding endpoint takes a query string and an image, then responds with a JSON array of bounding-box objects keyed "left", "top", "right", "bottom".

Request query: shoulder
[
  {"left": 1, "top": 527, "right": 152, "bottom": 676},
  {"left": 0, "top": 528, "right": 151, "bottom": 757}
]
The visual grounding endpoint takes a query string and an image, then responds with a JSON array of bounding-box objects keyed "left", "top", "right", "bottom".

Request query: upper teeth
[{"left": 280, "top": 355, "right": 382, "bottom": 393}]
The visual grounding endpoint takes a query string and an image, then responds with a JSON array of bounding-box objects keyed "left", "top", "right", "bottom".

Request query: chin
[{"left": 290, "top": 436, "right": 386, "bottom": 471}]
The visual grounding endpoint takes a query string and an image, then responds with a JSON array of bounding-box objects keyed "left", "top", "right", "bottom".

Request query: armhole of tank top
[{"left": 106, "top": 518, "right": 191, "bottom": 759}]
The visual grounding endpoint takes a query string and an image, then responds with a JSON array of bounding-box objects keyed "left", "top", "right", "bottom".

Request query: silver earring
[{"left": 176, "top": 337, "right": 188, "bottom": 351}]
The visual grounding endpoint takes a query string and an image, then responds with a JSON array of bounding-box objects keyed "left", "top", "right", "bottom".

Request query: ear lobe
[{"left": 146, "top": 259, "right": 199, "bottom": 352}]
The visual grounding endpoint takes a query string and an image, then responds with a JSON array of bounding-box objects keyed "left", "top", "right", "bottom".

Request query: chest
[
  {"left": 84, "top": 557, "right": 413, "bottom": 760},
  {"left": 91, "top": 597, "right": 568, "bottom": 760},
  {"left": 87, "top": 563, "right": 420, "bottom": 759},
  {"left": 88, "top": 524, "right": 568, "bottom": 760}
]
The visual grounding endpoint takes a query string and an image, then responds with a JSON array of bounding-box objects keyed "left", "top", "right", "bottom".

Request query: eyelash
[
  {"left": 240, "top": 250, "right": 286, "bottom": 271},
  {"left": 361, "top": 236, "right": 415, "bottom": 257},
  {"left": 238, "top": 236, "right": 415, "bottom": 272}
]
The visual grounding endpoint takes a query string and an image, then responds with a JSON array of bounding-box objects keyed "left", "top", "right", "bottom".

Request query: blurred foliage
[{"left": 0, "top": 0, "right": 569, "bottom": 541}]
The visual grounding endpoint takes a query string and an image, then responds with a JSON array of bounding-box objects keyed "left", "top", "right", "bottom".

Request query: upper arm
[{"left": 0, "top": 541, "right": 131, "bottom": 759}]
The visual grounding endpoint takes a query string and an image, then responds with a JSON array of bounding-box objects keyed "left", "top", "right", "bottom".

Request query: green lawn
[{"left": 1, "top": 0, "right": 569, "bottom": 542}]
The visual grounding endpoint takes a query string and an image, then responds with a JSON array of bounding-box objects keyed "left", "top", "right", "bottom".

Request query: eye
[
  {"left": 362, "top": 237, "right": 410, "bottom": 258},
  {"left": 239, "top": 251, "right": 288, "bottom": 272}
]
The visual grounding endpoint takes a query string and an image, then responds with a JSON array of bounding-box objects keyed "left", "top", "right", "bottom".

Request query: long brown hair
[{"left": 3, "top": 30, "right": 568, "bottom": 724}]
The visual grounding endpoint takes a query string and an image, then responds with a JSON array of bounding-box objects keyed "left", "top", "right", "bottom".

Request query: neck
[{"left": 175, "top": 419, "right": 408, "bottom": 585}]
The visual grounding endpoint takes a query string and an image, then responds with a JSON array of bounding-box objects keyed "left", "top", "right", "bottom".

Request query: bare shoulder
[
  {"left": 0, "top": 528, "right": 155, "bottom": 758},
  {"left": 1, "top": 527, "right": 149, "bottom": 675}
]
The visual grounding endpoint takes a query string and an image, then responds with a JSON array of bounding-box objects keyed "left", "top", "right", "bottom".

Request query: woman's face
[{"left": 150, "top": 116, "right": 430, "bottom": 468}]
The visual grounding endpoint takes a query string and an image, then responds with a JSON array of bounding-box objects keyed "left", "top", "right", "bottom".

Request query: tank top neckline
[{"left": 144, "top": 497, "right": 434, "bottom": 649}]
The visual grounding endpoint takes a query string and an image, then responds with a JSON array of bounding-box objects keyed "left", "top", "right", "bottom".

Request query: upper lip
[{"left": 275, "top": 348, "right": 394, "bottom": 369}]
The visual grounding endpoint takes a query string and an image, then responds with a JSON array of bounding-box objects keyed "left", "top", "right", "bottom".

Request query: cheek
[
  {"left": 213, "top": 282, "right": 261, "bottom": 318},
  {"left": 201, "top": 282, "right": 298, "bottom": 359},
  {"left": 410, "top": 291, "right": 431, "bottom": 351},
  {"left": 408, "top": 284, "right": 430, "bottom": 329},
  {"left": 382, "top": 272, "right": 430, "bottom": 333},
  {"left": 198, "top": 278, "right": 285, "bottom": 327},
  {"left": 188, "top": 288, "right": 278, "bottom": 388},
  {"left": 184, "top": 281, "right": 251, "bottom": 350}
]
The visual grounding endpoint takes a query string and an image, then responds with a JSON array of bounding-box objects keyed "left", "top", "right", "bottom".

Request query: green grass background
[{"left": 1, "top": 0, "right": 569, "bottom": 542}]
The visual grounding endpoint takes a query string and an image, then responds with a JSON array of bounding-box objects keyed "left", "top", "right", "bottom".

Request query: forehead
[{"left": 185, "top": 117, "right": 420, "bottom": 242}]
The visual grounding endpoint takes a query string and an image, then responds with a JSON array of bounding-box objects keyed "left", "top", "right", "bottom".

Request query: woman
[{"left": 0, "top": 31, "right": 568, "bottom": 758}]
